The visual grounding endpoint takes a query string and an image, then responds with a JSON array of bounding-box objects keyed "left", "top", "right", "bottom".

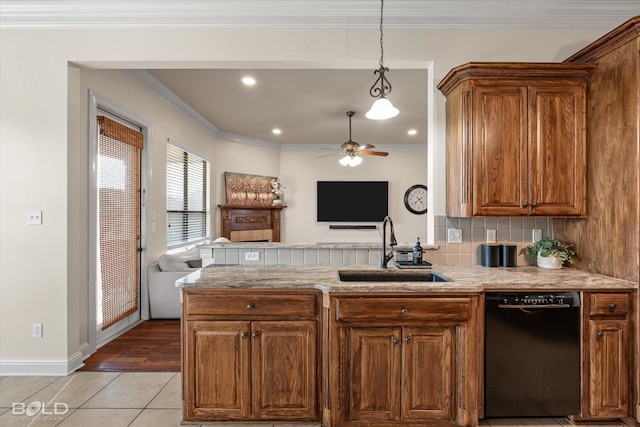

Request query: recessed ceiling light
[
  {"left": 407, "top": 129, "right": 418, "bottom": 136},
  {"left": 272, "top": 128, "right": 282, "bottom": 135},
  {"left": 242, "top": 76, "right": 256, "bottom": 86}
]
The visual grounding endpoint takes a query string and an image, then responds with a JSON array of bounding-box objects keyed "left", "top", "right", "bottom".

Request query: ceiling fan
[{"left": 319, "top": 111, "right": 389, "bottom": 166}]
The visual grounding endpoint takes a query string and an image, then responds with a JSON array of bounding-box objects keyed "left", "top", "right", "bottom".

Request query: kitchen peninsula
[{"left": 177, "top": 263, "right": 637, "bottom": 426}]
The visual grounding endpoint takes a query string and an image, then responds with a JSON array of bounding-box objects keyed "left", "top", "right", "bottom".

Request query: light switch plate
[
  {"left": 486, "top": 229, "right": 497, "bottom": 243},
  {"left": 447, "top": 228, "right": 463, "bottom": 243}
]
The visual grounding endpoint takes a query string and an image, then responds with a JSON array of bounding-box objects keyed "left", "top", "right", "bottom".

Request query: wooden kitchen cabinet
[
  {"left": 328, "top": 294, "right": 479, "bottom": 426},
  {"left": 437, "top": 62, "right": 594, "bottom": 217},
  {"left": 182, "top": 289, "right": 321, "bottom": 422},
  {"left": 581, "top": 292, "right": 631, "bottom": 420}
]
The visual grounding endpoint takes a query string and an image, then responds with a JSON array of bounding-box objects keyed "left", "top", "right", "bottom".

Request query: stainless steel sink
[{"left": 338, "top": 270, "right": 451, "bottom": 282}]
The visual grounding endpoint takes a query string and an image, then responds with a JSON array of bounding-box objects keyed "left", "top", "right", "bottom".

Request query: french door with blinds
[{"left": 95, "top": 113, "right": 143, "bottom": 342}]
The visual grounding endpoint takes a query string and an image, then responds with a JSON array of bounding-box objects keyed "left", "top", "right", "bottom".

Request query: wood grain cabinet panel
[
  {"left": 185, "top": 321, "right": 250, "bottom": 419},
  {"left": 438, "top": 62, "right": 593, "bottom": 217},
  {"left": 581, "top": 292, "right": 631, "bottom": 420},
  {"left": 182, "top": 289, "right": 320, "bottom": 423},
  {"left": 251, "top": 321, "right": 317, "bottom": 419},
  {"left": 329, "top": 294, "right": 479, "bottom": 426}
]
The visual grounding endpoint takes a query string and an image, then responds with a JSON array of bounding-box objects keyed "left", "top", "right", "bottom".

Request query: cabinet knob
[
  {"left": 596, "top": 331, "right": 604, "bottom": 338},
  {"left": 532, "top": 202, "right": 539, "bottom": 208},
  {"left": 609, "top": 303, "right": 617, "bottom": 310},
  {"left": 523, "top": 202, "right": 529, "bottom": 208},
  {"left": 393, "top": 338, "right": 400, "bottom": 345},
  {"left": 246, "top": 304, "right": 254, "bottom": 310},
  {"left": 252, "top": 332, "right": 260, "bottom": 339},
  {"left": 401, "top": 308, "right": 408, "bottom": 314},
  {"left": 241, "top": 332, "right": 248, "bottom": 339},
  {"left": 405, "top": 336, "right": 412, "bottom": 344}
]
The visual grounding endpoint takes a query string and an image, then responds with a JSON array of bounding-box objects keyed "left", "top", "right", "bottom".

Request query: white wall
[
  {"left": 0, "top": 25, "right": 606, "bottom": 372},
  {"left": 280, "top": 147, "right": 427, "bottom": 244}
]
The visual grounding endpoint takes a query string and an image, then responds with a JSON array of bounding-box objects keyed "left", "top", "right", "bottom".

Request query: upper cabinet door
[
  {"left": 473, "top": 85, "right": 528, "bottom": 216},
  {"left": 528, "top": 85, "right": 586, "bottom": 216},
  {"left": 438, "top": 62, "right": 593, "bottom": 218}
]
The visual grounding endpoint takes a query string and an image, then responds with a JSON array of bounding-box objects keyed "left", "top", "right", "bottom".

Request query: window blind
[
  {"left": 97, "top": 115, "right": 142, "bottom": 330},
  {"left": 167, "top": 142, "right": 209, "bottom": 247}
]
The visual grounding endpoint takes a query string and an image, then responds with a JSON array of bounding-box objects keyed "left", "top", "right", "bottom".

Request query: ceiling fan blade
[
  {"left": 316, "top": 152, "right": 341, "bottom": 159},
  {"left": 357, "top": 144, "right": 375, "bottom": 151},
  {"left": 360, "top": 150, "right": 389, "bottom": 157}
]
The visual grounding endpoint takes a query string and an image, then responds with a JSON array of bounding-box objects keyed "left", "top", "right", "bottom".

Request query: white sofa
[{"left": 147, "top": 250, "right": 201, "bottom": 319}]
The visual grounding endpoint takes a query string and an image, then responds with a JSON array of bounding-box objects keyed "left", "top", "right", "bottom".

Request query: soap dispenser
[{"left": 412, "top": 237, "right": 423, "bottom": 265}]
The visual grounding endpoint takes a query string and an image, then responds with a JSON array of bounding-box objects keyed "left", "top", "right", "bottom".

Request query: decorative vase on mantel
[{"left": 272, "top": 196, "right": 283, "bottom": 206}]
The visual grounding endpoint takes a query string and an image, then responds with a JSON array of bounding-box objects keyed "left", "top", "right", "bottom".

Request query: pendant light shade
[
  {"left": 366, "top": 0, "right": 399, "bottom": 120},
  {"left": 366, "top": 96, "right": 399, "bottom": 120}
]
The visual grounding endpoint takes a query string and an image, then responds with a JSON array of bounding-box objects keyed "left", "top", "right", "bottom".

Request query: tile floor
[{"left": 0, "top": 372, "right": 625, "bottom": 427}]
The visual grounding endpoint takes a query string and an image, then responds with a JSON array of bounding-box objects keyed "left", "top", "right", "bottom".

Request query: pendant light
[{"left": 365, "top": 0, "right": 399, "bottom": 120}]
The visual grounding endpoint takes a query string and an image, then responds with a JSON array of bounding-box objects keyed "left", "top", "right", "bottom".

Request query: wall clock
[{"left": 404, "top": 184, "right": 428, "bottom": 214}]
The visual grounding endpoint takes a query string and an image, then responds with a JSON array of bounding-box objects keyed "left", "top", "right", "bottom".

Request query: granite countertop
[{"left": 176, "top": 264, "right": 637, "bottom": 293}]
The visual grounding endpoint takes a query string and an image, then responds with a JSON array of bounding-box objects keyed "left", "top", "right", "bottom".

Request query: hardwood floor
[{"left": 80, "top": 320, "right": 181, "bottom": 372}]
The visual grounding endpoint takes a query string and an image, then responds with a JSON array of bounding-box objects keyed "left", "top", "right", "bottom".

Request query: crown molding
[{"left": 1, "top": 1, "right": 638, "bottom": 30}]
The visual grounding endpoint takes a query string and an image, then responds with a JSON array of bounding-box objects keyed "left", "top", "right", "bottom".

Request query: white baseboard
[{"left": 0, "top": 346, "right": 88, "bottom": 376}]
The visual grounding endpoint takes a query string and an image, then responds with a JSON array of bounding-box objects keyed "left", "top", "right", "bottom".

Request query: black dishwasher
[{"left": 484, "top": 292, "right": 581, "bottom": 417}]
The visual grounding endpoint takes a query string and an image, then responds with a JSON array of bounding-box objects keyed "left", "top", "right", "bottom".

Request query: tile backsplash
[
  {"left": 202, "top": 216, "right": 552, "bottom": 268},
  {"left": 431, "top": 215, "right": 552, "bottom": 266}
]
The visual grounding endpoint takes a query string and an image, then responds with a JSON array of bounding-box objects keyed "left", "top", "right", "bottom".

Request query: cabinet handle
[
  {"left": 246, "top": 304, "right": 254, "bottom": 310},
  {"left": 532, "top": 202, "right": 539, "bottom": 208},
  {"left": 241, "top": 332, "right": 248, "bottom": 339},
  {"left": 522, "top": 202, "right": 529, "bottom": 208},
  {"left": 252, "top": 332, "right": 260, "bottom": 339},
  {"left": 401, "top": 308, "right": 408, "bottom": 314},
  {"left": 405, "top": 336, "right": 412, "bottom": 344},
  {"left": 609, "top": 303, "right": 617, "bottom": 310},
  {"left": 393, "top": 338, "right": 400, "bottom": 345},
  {"left": 596, "top": 331, "right": 604, "bottom": 338}
]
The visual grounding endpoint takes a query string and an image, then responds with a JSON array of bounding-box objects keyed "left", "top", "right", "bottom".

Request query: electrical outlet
[
  {"left": 27, "top": 211, "right": 42, "bottom": 225},
  {"left": 486, "top": 229, "right": 497, "bottom": 243},
  {"left": 32, "top": 323, "right": 43, "bottom": 338},
  {"left": 532, "top": 229, "right": 542, "bottom": 242},
  {"left": 447, "top": 228, "right": 462, "bottom": 243},
  {"left": 244, "top": 251, "right": 260, "bottom": 261}
]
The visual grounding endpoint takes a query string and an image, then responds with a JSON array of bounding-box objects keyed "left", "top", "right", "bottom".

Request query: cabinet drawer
[
  {"left": 334, "top": 297, "right": 472, "bottom": 322},
  {"left": 185, "top": 292, "right": 317, "bottom": 317},
  {"left": 589, "top": 293, "right": 629, "bottom": 316}
]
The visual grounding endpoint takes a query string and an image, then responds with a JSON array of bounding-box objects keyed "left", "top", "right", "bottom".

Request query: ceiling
[
  {"left": 3, "top": 1, "right": 638, "bottom": 150},
  {"left": 147, "top": 68, "right": 429, "bottom": 148}
]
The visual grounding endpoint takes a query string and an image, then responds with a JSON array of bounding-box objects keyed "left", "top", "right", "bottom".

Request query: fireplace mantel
[{"left": 218, "top": 204, "right": 285, "bottom": 242}]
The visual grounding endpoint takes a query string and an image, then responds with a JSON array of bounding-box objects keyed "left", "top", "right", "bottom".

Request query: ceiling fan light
[
  {"left": 339, "top": 154, "right": 363, "bottom": 167},
  {"left": 365, "top": 97, "right": 399, "bottom": 120},
  {"left": 339, "top": 155, "right": 353, "bottom": 166}
]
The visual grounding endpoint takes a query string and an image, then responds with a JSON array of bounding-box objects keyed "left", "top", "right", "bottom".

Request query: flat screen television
[{"left": 317, "top": 181, "right": 388, "bottom": 222}]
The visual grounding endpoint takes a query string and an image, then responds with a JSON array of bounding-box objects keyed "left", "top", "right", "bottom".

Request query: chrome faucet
[{"left": 381, "top": 216, "right": 398, "bottom": 268}]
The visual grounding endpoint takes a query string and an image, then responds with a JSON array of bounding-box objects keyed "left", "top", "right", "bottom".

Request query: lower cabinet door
[
  {"left": 251, "top": 320, "right": 317, "bottom": 420},
  {"left": 587, "top": 319, "right": 629, "bottom": 418},
  {"left": 348, "top": 327, "right": 402, "bottom": 421},
  {"left": 185, "top": 320, "right": 251, "bottom": 419},
  {"left": 402, "top": 327, "right": 454, "bottom": 420}
]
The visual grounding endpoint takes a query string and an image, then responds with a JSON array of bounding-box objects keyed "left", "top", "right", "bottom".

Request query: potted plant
[{"left": 521, "top": 237, "right": 575, "bottom": 269}]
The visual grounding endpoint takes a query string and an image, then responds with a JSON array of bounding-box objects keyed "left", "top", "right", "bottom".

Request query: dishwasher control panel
[{"left": 486, "top": 292, "right": 580, "bottom": 307}]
